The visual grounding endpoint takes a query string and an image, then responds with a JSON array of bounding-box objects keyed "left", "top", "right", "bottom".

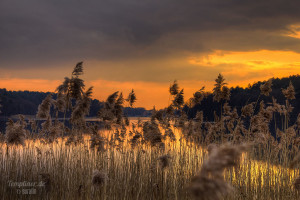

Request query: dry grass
[
  {"left": 0, "top": 128, "right": 299, "bottom": 200},
  {"left": 1, "top": 64, "right": 300, "bottom": 199}
]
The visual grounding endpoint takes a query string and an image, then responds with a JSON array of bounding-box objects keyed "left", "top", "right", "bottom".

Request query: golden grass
[{"left": 0, "top": 127, "right": 299, "bottom": 200}]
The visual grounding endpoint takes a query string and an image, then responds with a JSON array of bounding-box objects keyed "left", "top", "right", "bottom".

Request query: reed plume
[
  {"left": 260, "top": 79, "right": 272, "bottom": 96},
  {"left": 92, "top": 170, "right": 108, "bottom": 187},
  {"left": 98, "top": 91, "right": 120, "bottom": 122},
  {"left": 172, "top": 89, "right": 184, "bottom": 109},
  {"left": 142, "top": 120, "right": 162, "bottom": 145},
  {"left": 213, "top": 73, "right": 230, "bottom": 102},
  {"left": 192, "top": 87, "right": 206, "bottom": 105},
  {"left": 36, "top": 94, "right": 52, "bottom": 119},
  {"left": 70, "top": 62, "right": 85, "bottom": 100},
  {"left": 169, "top": 80, "right": 179, "bottom": 95},
  {"left": 130, "top": 133, "right": 141, "bottom": 147},
  {"left": 53, "top": 91, "right": 66, "bottom": 112},
  {"left": 282, "top": 81, "right": 296, "bottom": 100},
  {"left": 189, "top": 143, "right": 248, "bottom": 200},
  {"left": 56, "top": 77, "right": 71, "bottom": 109},
  {"left": 72, "top": 61, "right": 84, "bottom": 76},
  {"left": 90, "top": 134, "right": 106, "bottom": 151},
  {"left": 241, "top": 103, "right": 254, "bottom": 118},
  {"left": 70, "top": 86, "right": 93, "bottom": 127},
  {"left": 5, "top": 117, "right": 26, "bottom": 146},
  {"left": 41, "top": 116, "right": 52, "bottom": 134},
  {"left": 126, "top": 89, "right": 137, "bottom": 107},
  {"left": 158, "top": 154, "right": 171, "bottom": 169}
]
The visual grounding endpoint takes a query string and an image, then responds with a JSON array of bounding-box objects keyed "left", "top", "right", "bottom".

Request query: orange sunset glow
[
  {"left": 1, "top": 49, "right": 300, "bottom": 109},
  {"left": 1, "top": 1, "right": 300, "bottom": 109}
]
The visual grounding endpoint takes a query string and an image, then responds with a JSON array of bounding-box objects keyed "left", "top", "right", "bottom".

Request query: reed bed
[
  {"left": 0, "top": 129, "right": 299, "bottom": 199},
  {"left": 1, "top": 62, "right": 300, "bottom": 199}
]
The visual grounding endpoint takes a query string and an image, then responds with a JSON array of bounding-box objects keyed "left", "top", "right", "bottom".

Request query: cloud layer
[{"left": 1, "top": 0, "right": 300, "bottom": 108}]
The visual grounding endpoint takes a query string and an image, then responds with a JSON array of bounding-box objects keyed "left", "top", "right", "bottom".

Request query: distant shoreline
[{"left": 0, "top": 115, "right": 150, "bottom": 121}]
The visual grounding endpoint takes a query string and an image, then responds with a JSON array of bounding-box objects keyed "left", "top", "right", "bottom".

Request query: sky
[{"left": 1, "top": 0, "right": 300, "bottom": 109}]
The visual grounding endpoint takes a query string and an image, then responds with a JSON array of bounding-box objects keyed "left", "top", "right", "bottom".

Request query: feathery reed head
[
  {"left": 213, "top": 73, "right": 230, "bottom": 102},
  {"left": 192, "top": 86, "right": 206, "bottom": 105},
  {"left": 142, "top": 121, "right": 162, "bottom": 145},
  {"left": 158, "top": 154, "right": 171, "bottom": 169},
  {"left": 260, "top": 79, "right": 272, "bottom": 96},
  {"left": 5, "top": 118, "right": 26, "bottom": 146},
  {"left": 241, "top": 103, "right": 254, "bottom": 118},
  {"left": 126, "top": 89, "right": 137, "bottom": 107},
  {"left": 172, "top": 89, "right": 184, "bottom": 109},
  {"left": 190, "top": 143, "right": 249, "bottom": 200},
  {"left": 169, "top": 80, "right": 179, "bottom": 95},
  {"left": 92, "top": 170, "right": 108, "bottom": 187},
  {"left": 90, "top": 135, "right": 106, "bottom": 152},
  {"left": 72, "top": 61, "right": 83, "bottom": 76},
  {"left": 207, "top": 143, "right": 218, "bottom": 155},
  {"left": 282, "top": 81, "right": 296, "bottom": 100},
  {"left": 36, "top": 94, "right": 52, "bottom": 119}
]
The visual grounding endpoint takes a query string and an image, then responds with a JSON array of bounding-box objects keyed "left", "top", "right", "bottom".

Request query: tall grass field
[{"left": 1, "top": 63, "right": 300, "bottom": 200}]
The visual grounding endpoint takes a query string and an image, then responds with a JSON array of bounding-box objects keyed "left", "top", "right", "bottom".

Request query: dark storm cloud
[{"left": 1, "top": 0, "right": 300, "bottom": 80}]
